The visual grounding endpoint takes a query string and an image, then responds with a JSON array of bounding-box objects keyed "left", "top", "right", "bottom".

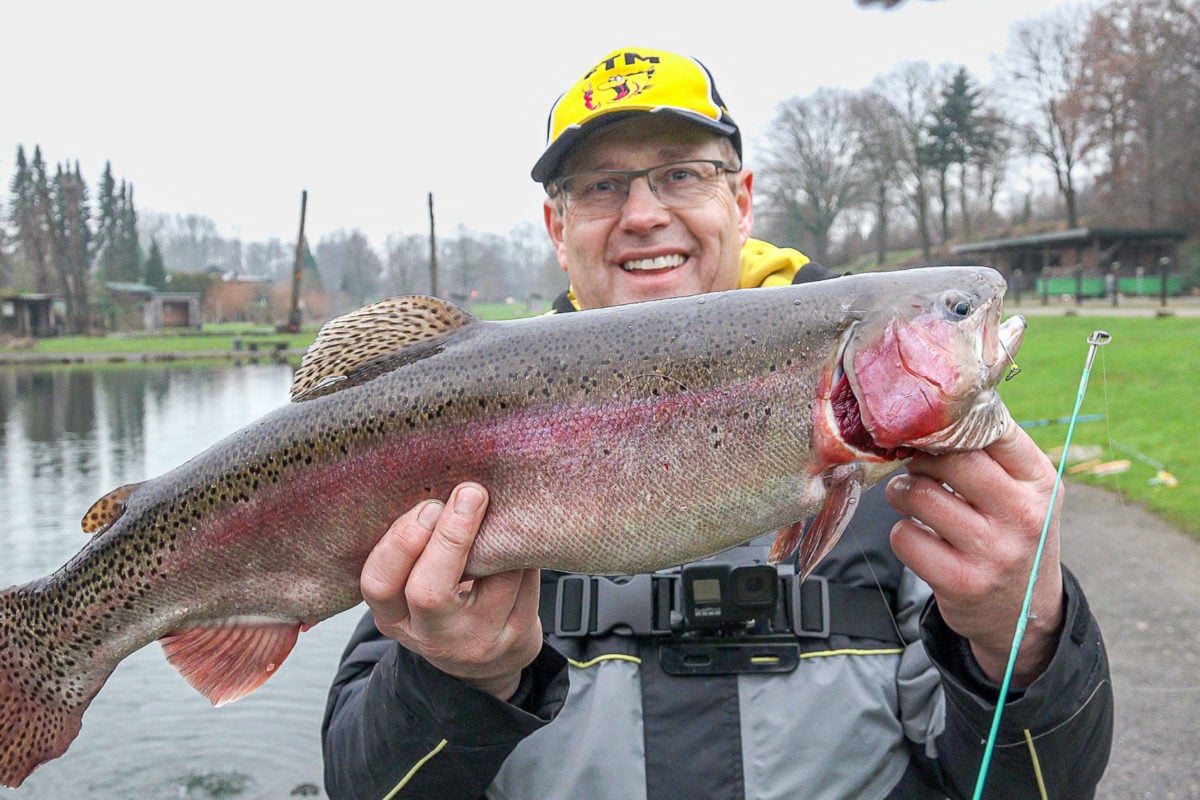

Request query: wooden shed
[
  {"left": 950, "top": 227, "right": 1187, "bottom": 303},
  {"left": 105, "top": 282, "right": 203, "bottom": 330}
]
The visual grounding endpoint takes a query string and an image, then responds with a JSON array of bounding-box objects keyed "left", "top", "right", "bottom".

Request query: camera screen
[{"left": 690, "top": 578, "right": 723, "bottom": 604}]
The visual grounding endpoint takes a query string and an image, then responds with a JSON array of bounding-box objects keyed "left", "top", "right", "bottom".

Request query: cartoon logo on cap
[{"left": 581, "top": 53, "right": 659, "bottom": 111}]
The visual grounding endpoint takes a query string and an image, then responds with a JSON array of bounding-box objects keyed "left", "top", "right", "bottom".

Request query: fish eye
[{"left": 941, "top": 292, "right": 975, "bottom": 319}]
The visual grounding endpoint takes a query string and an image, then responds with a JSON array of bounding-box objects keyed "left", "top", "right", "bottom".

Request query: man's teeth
[{"left": 622, "top": 254, "right": 685, "bottom": 272}]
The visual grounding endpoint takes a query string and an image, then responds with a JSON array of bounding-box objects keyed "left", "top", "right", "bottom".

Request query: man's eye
[
  {"left": 586, "top": 178, "right": 623, "bottom": 194},
  {"left": 662, "top": 167, "right": 701, "bottom": 184}
]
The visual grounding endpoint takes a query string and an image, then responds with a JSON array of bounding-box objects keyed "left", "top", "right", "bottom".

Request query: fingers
[
  {"left": 361, "top": 484, "right": 488, "bottom": 630},
  {"left": 885, "top": 423, "right": 1067, "bottom": 686},
  {"left": 360, "top": 499, "right": 443, "bottom": 617},
  {"left": 980, "top": 415, "right": 1056, "bottom": 485},
  {"left": 406, "top": 484, "right": 488, "bottom": 605},
  {"left": 358, "top": 484, "right": 543, "bottom": 698}
]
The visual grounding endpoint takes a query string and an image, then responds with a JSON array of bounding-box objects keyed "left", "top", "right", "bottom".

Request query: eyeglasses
[{"left": 548, "top": 159, "right": 739, "bottom": 217}]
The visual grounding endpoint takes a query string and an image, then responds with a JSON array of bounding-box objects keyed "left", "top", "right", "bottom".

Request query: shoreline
[
  {"left": 2, "top": 296, "right": 1196, "bottom": 368},
  {"left": 0, "top": 347, "right": 308, "bottom": 367}
]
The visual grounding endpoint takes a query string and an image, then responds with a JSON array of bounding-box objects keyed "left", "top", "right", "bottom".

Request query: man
[{"left": 322, "top": 47, "right": 1112, "bottom": 799}]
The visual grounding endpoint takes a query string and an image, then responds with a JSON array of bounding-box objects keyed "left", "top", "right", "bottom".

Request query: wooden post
[
  {"left": 428, "top": 192, "right": 439, "bottom": 297},
  {"left": 287, "top": 190, "right": 307, "bottom": 332},
  {"left": 1159, "top": 254, "right": 1170, "bottom": 308}
]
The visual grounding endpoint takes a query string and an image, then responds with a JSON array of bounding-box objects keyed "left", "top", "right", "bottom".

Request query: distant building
[
  {"left": 951, "top": 227, "right": 1187, "bottom": 301},
  {"left": 201, "top": 273, "right": 330, "bottom": 326},
  {"left": 202, "top": 275, "right": 273, "bottom": 324},
  {"left": 0, "top": 293, "right": 60, "bottom": 338},
  {"left": 104, "top": 282, "right": 203, "bottom": 330}
]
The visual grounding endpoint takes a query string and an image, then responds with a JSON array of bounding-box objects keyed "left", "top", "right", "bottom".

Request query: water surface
[{"left": 0, "top": 364, "right": 363, "bottom": 799}]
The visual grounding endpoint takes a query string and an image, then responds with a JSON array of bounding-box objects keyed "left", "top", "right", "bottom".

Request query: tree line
[
  {"left": 2, "top": 0, "right": 1197, "bottom": 332},
  {"left": 3, "top": 148, "right": 168, "bottom": 334},
  {"left": 755, "top": 0, "right": 1200, "bottom": 271}
]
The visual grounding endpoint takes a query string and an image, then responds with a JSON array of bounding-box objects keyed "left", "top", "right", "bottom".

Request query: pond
[{"left": 0, "top": 363, "right": 364, "bottom": 799}]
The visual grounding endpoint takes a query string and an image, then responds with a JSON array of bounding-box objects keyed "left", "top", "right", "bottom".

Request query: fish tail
[{"left": 0, "top": 584, "right": 90, "bottom": 788}]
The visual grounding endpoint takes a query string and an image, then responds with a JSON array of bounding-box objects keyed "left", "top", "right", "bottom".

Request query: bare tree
[
  {"left": 385, "top": 232, "right": 432, "bottom": 296},
  {"left": 1081, "top": 0, "right": 1200, "bottom": 229},
  {"left": 969, "top": 106, "right": 1015, "bottom": 231},
  {"left": 315, "top": 229, "right": 383, "bottom": 311},
  {"left": 869, "top": 62, "right": 943, "bottom": 260},
  {"left": 848, "top": 88, "right": 907, "bottom": 265},
  {"left": 1002, "top": 6, "right": 1102, "bottom": 228},
  {"left": 756, "top": 88, "right": 868, "bottom": 264}
]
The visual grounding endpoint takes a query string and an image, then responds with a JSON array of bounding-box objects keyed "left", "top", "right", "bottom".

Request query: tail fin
[{"left": 0, "top": 585, "right": 89, "bottom": 788}]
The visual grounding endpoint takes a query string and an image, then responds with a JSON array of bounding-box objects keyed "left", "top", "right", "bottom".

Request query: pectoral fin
[
  {"left": 160, "top": 618, "right": 301, "bottom": 707},
  {"left": 770, "top": 464, "right": 865, "bottom": 579}
]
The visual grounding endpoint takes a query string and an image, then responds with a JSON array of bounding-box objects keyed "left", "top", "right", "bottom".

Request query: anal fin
[
  {"left": 771, "top": 465, "right": 866, "bottom": 579},
  {"left": 160, "top": 618, "right": 301, "bottom": 707}
]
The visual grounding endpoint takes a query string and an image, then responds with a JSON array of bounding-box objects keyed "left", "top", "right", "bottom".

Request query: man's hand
[
  {"left": 360, "top": 483, "right": 544, "bottom": 700},
  {"left": 886, "top": 417, "right": 1065, "bottom": 687}
]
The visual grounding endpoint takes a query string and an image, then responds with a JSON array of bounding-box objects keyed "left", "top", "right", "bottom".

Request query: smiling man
[
  {"left": 322, "top": 47, "right": 1113, "bottom": 800},
  {"left": 543, "top": 114, "right": 751, "bottom": 307}
]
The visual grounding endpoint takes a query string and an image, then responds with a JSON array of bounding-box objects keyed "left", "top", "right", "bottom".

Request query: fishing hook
[
  {"left": 1000, "top": 335, "right": 1022, "bottom": 381},
  {"left": 971, "top": 330, "right": 1110, "bottom": 800}
]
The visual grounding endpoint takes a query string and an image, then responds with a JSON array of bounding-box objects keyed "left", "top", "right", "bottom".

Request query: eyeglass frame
[{"left": 545, "top": 159, "right": 742, "bottom": 217}]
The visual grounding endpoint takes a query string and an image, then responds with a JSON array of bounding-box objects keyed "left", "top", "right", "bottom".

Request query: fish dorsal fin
[
  {"left": 160, "top": 618, "right": 302, "bottom": 707},
  {"left": 290, "top": 295, "right": 474, "bottom": 402},
  {"left": 81, "top": 482, "right": 142, "bottom": 535}
]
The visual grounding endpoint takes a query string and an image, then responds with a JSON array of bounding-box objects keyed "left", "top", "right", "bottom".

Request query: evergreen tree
[
  {"left": 49, "top": 161, "right": 93, "bottom": 333},
  {"left": 109, "top": 180, "right": 143, "bottom": 282},
  {"left": 0, "top": 200, "right": 11, "bottom": 289},
  {"left": 143, "top": 238, "right": 167, "bottom": 289},
  {"left": 925, "top": 68, "right": 985, "bottom": 240},
  {"left": 8, "top": 145, "right": 56, "bottom": 293},
  {"left": 6, "top": 147, "right": 32, "bottom": 289},
  {"left": 94, "top": 161, "right": 120, "bottom": 281},
  {"left": 30, "top": 147, "right": 57, "bottom": 293}
]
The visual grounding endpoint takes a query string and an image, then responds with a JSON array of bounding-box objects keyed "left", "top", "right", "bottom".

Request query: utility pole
[
  {"left": 285, "top": 190, "right": 307, "bottom": 333},
  {"left": 428, "top": 191, "right": 439, "bottom": 297}
]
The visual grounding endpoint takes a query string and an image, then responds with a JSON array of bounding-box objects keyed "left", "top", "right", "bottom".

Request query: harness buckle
[
  {"left": 554, "top": 573, "right": 676, "bottom": 638},
  {"left": 788, "top": 574, "right": 831, "bottom": 638}
]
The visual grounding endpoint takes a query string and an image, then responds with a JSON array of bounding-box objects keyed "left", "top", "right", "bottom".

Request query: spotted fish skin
[{"left": 0, "top": 266, "right": 1024, "bottom": 787}]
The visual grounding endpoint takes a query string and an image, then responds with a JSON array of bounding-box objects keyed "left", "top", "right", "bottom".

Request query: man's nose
[{"left": 618, "top": 175, "right": 671, "bottom": 228}]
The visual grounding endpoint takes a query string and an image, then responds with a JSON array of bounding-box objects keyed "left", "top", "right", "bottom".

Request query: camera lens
[{"left": 732, "top": 566, "right": 776, "bottom": 606}]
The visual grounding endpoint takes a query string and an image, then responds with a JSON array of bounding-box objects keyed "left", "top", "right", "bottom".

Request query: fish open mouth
[{"left": 829, "top": 328, "right": 915, "bottom": 461}]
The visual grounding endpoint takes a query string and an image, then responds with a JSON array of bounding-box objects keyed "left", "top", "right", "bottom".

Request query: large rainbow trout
[{"left": 0, "top": 266, "right": 1024, "bottom": 786}]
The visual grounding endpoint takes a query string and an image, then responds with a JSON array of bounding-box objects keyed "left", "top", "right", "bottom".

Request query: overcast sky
[{"left": 2, "top": 0, "right": 1072, "bottom": 254}]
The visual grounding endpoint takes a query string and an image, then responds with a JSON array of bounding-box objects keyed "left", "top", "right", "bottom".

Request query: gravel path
[{"left": 1060, "top": 483, "right": 1200, "bottom": 799}]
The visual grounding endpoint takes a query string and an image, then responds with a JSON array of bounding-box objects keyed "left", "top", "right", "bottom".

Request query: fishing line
[
  {"left": 847, "top": 527, "right": 910, "bottom": 646},
  {"left": 971, "top": 330, "right": 1111, "bottom": 800}
]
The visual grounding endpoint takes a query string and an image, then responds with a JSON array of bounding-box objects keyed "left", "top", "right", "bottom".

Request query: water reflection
[{"left": 0, "top": 363, "right": 362, "bottom": 800}]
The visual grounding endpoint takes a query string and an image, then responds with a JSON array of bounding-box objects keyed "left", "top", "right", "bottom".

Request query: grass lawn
[{"left": 998, "top": 312, "right": 1198, "bottom": 538}]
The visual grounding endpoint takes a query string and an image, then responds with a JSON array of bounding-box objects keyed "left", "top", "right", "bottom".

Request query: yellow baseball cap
[{"left": 531, "top": 47, "right": 742, "bottom": 184}]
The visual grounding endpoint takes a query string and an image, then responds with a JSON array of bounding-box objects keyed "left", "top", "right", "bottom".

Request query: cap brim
[{"left": 531, "top": 108, "right": 739, "bottom": 184}]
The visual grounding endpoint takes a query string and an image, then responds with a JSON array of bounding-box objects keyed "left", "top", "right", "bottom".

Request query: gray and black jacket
[{"left": 322, "top": 482, "right": 1112, "bottom": 800}]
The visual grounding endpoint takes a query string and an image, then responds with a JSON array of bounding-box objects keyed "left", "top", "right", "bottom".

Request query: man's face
[{"left": 543, "top": 116, "right": 753, "bottom": 310}]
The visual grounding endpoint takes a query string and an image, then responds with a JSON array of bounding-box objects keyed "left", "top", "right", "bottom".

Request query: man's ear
[
  {"left": 544, "top": 199, "right": 570, "bottom": 273},
  {"left": 736, "top": 170, "right": 755, "bottom": 246}
]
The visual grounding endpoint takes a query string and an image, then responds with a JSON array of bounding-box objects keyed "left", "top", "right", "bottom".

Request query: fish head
[{"left": 837, "top": 267, "right": 1025, "bottom": 457}]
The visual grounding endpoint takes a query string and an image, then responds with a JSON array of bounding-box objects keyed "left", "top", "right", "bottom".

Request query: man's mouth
[{"left": 621, "top": 254, "right": 686, "bottom": 273}]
